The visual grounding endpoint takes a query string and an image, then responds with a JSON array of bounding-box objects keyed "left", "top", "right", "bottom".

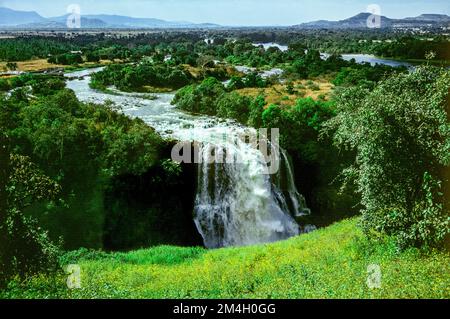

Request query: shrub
[
  {"left": 247, "top": 95, "right": 265, "bottom": 128},
  {"left": 0, "top": 79, "right": 11, "bottom": 92},
  {"left": 172, "top": 77, "right": 225, "bottom": 115},
  {"left": 216, "top": 92, "right": 251, "bottom": 123}
]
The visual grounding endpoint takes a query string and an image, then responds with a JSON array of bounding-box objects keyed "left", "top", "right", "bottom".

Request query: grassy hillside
[{"left": 2, "top": 218, "right": 449, "bottom": 299}]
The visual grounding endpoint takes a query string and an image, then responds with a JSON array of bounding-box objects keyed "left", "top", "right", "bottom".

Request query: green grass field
[{"left": 2, "top": 218, "right": 449, "bottom": 299}]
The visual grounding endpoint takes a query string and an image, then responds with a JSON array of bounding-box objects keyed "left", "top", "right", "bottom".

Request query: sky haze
[{"left": 0, "top": 0, "right": 449, "bottom": 26}]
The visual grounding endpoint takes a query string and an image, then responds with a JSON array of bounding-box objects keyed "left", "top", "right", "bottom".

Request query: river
[
  {"left": 66, "top": 68, "right": 311, "bottom": 248},
  {"left": 253, "top": 43, "right": 414, "bottom": 69}
]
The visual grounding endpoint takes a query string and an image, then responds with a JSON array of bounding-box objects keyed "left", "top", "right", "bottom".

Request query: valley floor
[{"left": 2, "top": 218, "right": 449, "bottom": 299}]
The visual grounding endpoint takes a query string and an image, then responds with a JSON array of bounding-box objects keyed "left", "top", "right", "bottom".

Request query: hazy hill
[
  {"left": 295, "top": 12, "right": 450, "bottom": 29},
  {"left": 0, "top": 7, "right": 219, "bottom": 29},
  {"left": 1, "top": 7, "right": 448, "bottom": 29},
  {"left": 0, "top": 7, "right": 46, "bottom": 26}
]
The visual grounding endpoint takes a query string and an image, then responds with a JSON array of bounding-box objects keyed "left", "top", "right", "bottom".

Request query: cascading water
[
  {"left": 66, "top": 68, "right": 311, "bottom": 248},
  {"left": 192, "top": 129, "right": 307, "bottom": 248}
]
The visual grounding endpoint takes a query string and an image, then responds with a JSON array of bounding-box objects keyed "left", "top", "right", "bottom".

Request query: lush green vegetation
[
  {"left": 171, "top": 63, "right": 449, "bottom": 245},
  {"left": 0, "top": 73, "right": 66, "bottom": 94},
  {"left": 0, "top": 75, "right": 199, "bottom": 288},
  {"left": 226, "top": 72, "right": 269, "bottom": 90},
  {"left": 47, "top": 53, "right": 84, "bottom": 66},
  {"left": 0, "top": 38, "right": 79, "bottom": 62},
  {"left": 332, "top": 63, "right": 406, "bottom": 89},
  {"left": 1, "top": 31, "right": 449, "bottom": 299},
  {"left": 325, "top": 66, "right": 450, "bottom": 249},
  {"left": 2, "top": 218, "right": 449, "bottom": 299},
  {"left": 1, "top": 32, "right": 448, "bottom": 66},
  {"left": 90, "top": 63, "right": 194, "bottom": 92}
]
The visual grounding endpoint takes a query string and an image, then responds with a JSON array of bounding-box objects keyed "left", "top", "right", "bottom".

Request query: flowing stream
[{"left": 66, "top": 68, "right": 310, "bottom": 248}]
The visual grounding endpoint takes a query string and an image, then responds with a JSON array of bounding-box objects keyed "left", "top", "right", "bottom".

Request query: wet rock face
[{"left": 103, "top": 143, "right": 202, "bottom": 250}]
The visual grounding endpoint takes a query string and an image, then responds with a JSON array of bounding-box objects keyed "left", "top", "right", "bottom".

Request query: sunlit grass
[
  {"left": 0, "top": 58, "right": 114, "bottom": 75},
  {"left": 237, "top": 78, "right": 333, "bottom": 108},
  {"left": 2, "top": 218, "right": 449, "bottom": 299}
]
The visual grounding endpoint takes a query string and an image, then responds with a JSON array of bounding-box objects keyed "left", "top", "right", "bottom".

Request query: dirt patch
[
  {"left": 0, "top": 59, "right": 64, "bottom": 72},
  {"left": 0, "top": 59, "right": 114, "bottom": 74}
]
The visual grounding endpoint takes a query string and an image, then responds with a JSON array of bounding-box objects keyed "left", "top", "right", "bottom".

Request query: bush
[
  {"left": 216, "top": 92, "right": 251, "bottom": 123},
  {"left": 172, "top": 77, "right": 226, "bottom": 115},
  {"left": 0, "top": 154, "right": 62, "bottom": 286},
  {"left": 48, "top": 53, "right": 83, "bottom": 65},
  {"left": 247, "top": 95, "right": 265, "bottom": 128},
  {"left": 0, "top": 79, "right": 11, "bottom": 92},
  {"left": 31, "top": 78, "right": 66, "bottom": 96}
]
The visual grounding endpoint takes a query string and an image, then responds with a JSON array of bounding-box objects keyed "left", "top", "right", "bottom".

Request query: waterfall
[
  {"left": 66, "top": 68, "right": 311, "bottom": 249},
  {"left": 192, "top": 130, "right": 309, "bottom": 249}
]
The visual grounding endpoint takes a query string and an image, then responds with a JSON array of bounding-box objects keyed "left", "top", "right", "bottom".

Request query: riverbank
[
  {"left": 2, "top": 218, "right": 449, "bottom": 299},
  {"left": 387, "top": 56, "right": 450, "bottom": 67},
  {"left": 0, "top": 58, "right": 114, "bottom": 78}
]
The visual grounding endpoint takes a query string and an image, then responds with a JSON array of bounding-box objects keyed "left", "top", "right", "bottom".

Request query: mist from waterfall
[{"left": 192, "top": 131, "right": 309, "bottom": 248}]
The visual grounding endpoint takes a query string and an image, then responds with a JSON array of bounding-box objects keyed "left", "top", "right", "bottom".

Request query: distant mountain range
[
  {"left": 0, "top": 7, "right": 449, "bottom": 29},
  {"left": 0, "top": 7, "right": 220, "bottom": 29},
  {"left": 295, "top": 12, "right": 450, "bottom": 29}
]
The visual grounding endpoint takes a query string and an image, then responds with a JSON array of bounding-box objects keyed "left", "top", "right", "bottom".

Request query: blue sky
[{"left": 0, "top": 0, "right": 449, "bottom": 26}]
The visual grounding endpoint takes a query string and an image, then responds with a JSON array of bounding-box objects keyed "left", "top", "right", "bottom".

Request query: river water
[
  {"left": 253, "top": 43, "right": 414, "bottom": 68},
  {"left": 66, "top": 68, "right": 310, "bottom": 248}
]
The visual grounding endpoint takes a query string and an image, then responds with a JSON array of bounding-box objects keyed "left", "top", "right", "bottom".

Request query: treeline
[
  {"left": 370, "top": 36, "right": 450, "bottom": 60},
  {"left": 303, "top": 34, "right": 450, "bottom": 60},
  {"left": 0, "top": 38, "right": 79, "bottom": 61},
  {"left": 1, "top": 32, "right": 448, "bottom": 64}
]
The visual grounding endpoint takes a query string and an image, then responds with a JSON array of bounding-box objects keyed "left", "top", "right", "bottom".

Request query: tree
[
  {"left": 3, "top": 155, "right": 61, "bottom": 280},
  {"left": 247, "top": 95, "right": 266, "bottom": 128},
  {"left": 172, "top": 77, "right": 225, "bottom": 115},
  {"left": 86, "top": 51, "right": 100, "bottom": 63},
  {"left": 6, "top": 62, "right": 18, "bottom": 71},
  {"left": 0, "top": 131, "right": 11, "bottom": 288},
  {"left": 324, "top": 66, "right": 450, "bottom": 249},
  {"left": 0, "top": 95, "right": 62, "bottom": 286},
  {"left": 216, "top": 92, "right": 251, "bottom": 124}
]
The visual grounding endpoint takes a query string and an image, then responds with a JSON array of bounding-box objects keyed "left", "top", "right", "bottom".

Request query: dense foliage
[
  {"left": 48, "top": 53, "right": 83, "bottom": 65},
  {"left": 0, "top": 73, "right": 67, "bottom": 95},
  {"left": 226, "top": 72, "right": 269, "bottom": 90},
  {"left": 90, "top": 63, "right": 194, "bottom": 92},
  {"left": 0, "top": 38, "right": 79, "bottom": 62},
  {"left": 324, "top": 66, "right": 450, "bottom": 249},
  {"left": 0, "top": 76, "right": 197, "bottom": 284},
  {"left": 332, "top": 63, "right": 407, "bottom": 89},
  {"left": 1, "top": 30, "right": 449, "bottom": 296},
  {"left": 1, "top": 32, "right": 448, "bottom": 66}
]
